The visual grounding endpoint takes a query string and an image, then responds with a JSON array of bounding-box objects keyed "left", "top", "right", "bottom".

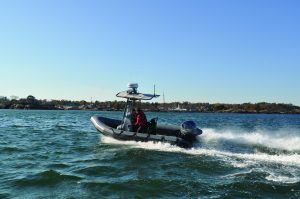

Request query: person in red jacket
[{"left": 135, "top": 108, "right": 147, "bottom": 133}]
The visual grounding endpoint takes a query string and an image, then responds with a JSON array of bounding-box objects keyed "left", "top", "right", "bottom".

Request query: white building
[{"left": 10, "top": 95, "right": 19, "bottom": 100}]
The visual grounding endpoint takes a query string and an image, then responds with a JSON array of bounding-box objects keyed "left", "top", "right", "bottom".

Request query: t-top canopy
[{"left": 116, "top": 90, "right": 159, "bottom": 100}]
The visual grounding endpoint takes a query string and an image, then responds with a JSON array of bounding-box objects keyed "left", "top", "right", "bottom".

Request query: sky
[{"left": 0, "top": 0, "right": 300, "bottom": 105}]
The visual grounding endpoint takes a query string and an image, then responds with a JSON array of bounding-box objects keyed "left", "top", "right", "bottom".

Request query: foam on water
[
  {"left": 101, "top": 136, "right": 300, "bottom": 184},
  {"left": 101, "top": 136, "right": 300, "bottom": 167},
  {"left": 223, "top": 168, "right": 300, "bottom": 184},
  {"left": 201, "top": 128, "right": 300, "bottom": 151},
  {"left": 266, "top": 173, "right": 300, "bottom": 184}
]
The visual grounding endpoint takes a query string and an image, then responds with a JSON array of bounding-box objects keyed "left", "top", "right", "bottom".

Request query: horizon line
[{"left": 0, "top": 95, "right": 299, "bottom": 107}]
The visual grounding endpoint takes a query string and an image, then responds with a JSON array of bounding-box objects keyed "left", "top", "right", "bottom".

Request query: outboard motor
[{"left": 180, "top": 121, "right": 202, "bottom": 142}]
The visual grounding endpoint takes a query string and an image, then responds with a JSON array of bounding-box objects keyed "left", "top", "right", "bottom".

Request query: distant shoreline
[
  {"left": 1, "top": 95, "right": 300, "bottom": 114},
  {"left": 1, "top": 109, "right": 300, "bottom": 115}
]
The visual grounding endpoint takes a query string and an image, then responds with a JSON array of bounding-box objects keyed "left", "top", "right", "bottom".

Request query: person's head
[
  {"left": 132, "top": 108, "right": 136, "bottom": 113},
  {"left": 137, "top": 108, "right": 142, "bottom": 113}
]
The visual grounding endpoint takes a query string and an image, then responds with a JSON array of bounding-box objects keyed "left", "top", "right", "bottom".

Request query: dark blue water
[{"left": 1, "top": 110, "right": 299, "bottom": 198}]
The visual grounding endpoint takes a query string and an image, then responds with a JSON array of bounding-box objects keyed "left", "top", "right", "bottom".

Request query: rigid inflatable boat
[{"left": 90, "top": 83, "right": 202, "bottom": 148}]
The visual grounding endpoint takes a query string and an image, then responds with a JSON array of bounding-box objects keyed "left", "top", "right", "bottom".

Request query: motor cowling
[{"left": 180, "top": 121, "right": 202, "bottom": 142}]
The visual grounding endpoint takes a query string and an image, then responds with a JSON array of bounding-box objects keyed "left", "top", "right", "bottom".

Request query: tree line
[{"left": 0, "top": 95, "right": 300, "bottom": 114}]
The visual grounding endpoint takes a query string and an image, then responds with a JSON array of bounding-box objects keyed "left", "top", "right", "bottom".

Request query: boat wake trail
[
  {"left": 201, "top": 128, "right": 300, "bottom": 151},
  {"left": 101, "top": 129, "right": 300, "bottom": 184},
  {"left": 100, "top": 135, "right": 300, "bottom": 167}
]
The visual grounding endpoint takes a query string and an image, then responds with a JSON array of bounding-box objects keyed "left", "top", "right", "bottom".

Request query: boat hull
[{"left": 90, "top": 116, "right": 197, "bottom": 148}]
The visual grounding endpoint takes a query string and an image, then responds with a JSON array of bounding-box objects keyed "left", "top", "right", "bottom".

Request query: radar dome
[{"left": 127, "top": 83, "right": 138, "bottom": 89}]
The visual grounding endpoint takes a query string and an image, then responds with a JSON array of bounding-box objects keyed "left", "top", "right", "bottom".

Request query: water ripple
[{"left": 0, "top": 110, "right": 299, "bottom": 198}]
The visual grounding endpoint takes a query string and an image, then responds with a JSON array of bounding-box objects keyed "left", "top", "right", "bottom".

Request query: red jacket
[{"left": 135, "top": 111, "right": 147, "bottom": 125}]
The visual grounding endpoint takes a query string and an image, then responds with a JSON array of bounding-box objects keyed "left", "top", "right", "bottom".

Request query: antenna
[
  {"left": 154, "top": 84, "right": 156, "bottom": 96},
  {"left": 163, "top": 92, "right": 166, "bottom": 111}
]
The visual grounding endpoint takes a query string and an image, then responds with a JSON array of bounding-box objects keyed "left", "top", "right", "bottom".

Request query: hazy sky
[{"left": 1, "top": 0, "right": 299, "bottom": 105}]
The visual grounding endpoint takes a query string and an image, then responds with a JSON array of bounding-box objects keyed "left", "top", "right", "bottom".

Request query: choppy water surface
[{"left": 0, "top": 110, "right": 299, "bottom": 198}]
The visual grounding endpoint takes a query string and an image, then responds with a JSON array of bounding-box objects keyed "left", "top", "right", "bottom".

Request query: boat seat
[{"left": 146, "top": 117, "right": 158, "bottom": 134}]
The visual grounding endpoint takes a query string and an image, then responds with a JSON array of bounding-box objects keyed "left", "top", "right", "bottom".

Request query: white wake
[
  {"left": 100, "top": 136, "right": 300, "bottom": 167},
  {"left": 201, "top": 128, "right": 300, "bottom": 151}
]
